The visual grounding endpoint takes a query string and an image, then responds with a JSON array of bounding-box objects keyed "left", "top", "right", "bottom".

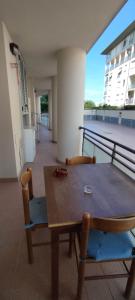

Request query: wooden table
[{"left": 44, "top": 163, "right": 135, "bottom": 300}]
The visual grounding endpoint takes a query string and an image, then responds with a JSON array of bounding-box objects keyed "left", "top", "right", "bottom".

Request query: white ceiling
[{"left": 0, "top": 0, "right": 126, "bottom": 84}]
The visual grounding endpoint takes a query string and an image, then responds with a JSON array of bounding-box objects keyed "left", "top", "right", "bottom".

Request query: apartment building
[{"left": 102, "top": 21, "right": 135, "bottom": 107}]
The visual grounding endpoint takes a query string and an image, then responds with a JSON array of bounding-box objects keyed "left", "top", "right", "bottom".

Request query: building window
[
  {"left": 123, "top": 80, "right": 125, "bottom": 86},
  {"left": 19, "top": 58, "right": 28, "bottom": 112},
  {"left": 129, "top": 33, "right": 134, "bottom": 45},
  {"left": 127, "top": 48, "right": 131, "bottom": 57},
  {"left": 109, "top": 75, "right": 112, "bottom": 81},
  {"left": 117, "top": 70, "right": 122, "bottom": 78},
  {"left": 123, "top": 40, "right": 126, "bottom": 48}
]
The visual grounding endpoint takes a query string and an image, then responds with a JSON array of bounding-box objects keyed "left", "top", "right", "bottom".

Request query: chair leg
[
  {"left": 25, "top": 229, "right": 33, "bottom": 264},
  {"left": 68, "top": 232, "right": 75, "bottom": 257},
  {"left": 125, "top": 260, "right": 135, "bottom": 299},
  {"left": 76, "top": 260, "right": 85, "bottom": 300}
]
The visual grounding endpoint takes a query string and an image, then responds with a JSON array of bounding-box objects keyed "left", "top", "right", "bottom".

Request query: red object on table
[{"left": 53, "top": 167, "right": 68, "bottom": 177}]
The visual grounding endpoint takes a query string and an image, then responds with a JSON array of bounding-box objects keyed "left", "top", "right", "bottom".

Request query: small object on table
[
  {"left": 53, "top": 167, "right": 68, "bottom": 177},
  {"left": 84, "top": 185, "right": 93, "bottom": 195}
]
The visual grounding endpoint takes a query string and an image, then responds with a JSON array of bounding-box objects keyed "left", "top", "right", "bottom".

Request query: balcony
[
  {"left": 0, "top": 1, "right": 133, "bottom": 299},
  {"left": 0, "top": 0, "right": 127, "bottom": 180},
  {"left": 128, "top": 84, "right": 135, "bottom": 91},
  {"left": 126, "top": 98, "right": 135, "bottom": 105},
  {"left": 0, "top": 124, "right": 135, "bottom": 299},
  {"left": 129, "top": 66, "right": 135, "bottom": 76}
]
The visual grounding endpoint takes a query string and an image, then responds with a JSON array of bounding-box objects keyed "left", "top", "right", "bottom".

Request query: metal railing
[
  {"left": 125, "top": 98, "right": 135, "bottom": 105},
  {"left": 79, "top": 126, "right": 135, "bottom": 176}
]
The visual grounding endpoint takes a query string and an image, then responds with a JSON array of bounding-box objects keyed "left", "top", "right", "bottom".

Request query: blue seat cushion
[
  {"left": 87, "top": 229, "right": 135, "bottom": 261},
  {"left": 29, "top": 196, "right": 48, "bottom": 225}
]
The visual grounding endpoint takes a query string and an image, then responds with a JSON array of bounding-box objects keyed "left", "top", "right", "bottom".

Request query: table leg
[{"left": 51, "top": 230, "right": 59, "bottom": 300}]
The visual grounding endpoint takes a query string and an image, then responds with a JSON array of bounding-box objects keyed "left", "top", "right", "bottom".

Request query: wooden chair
[
  {"left": 66, "top": 156, "right": 96, "bottom": 257},
  {"left": 20, "top": 168, "right": 48, "bottom": 264},
  {"left": 75, "top": 213, "right": 135, "bottom": 300},
  {"left": 66, "top": 155, "right": 96, "bottom": 166}
]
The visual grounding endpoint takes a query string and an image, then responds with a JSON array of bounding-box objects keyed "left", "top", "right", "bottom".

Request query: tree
[
  {"left": 84, "top": 100, "right": 95, "bottom": 109},
  {"left": 40, "top": 95, "right": 48, "bottom": 113}
]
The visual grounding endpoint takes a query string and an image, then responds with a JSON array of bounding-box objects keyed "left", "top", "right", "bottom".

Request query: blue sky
[{"left": 85, "top": 0, "right": 135, "bottom": 105}]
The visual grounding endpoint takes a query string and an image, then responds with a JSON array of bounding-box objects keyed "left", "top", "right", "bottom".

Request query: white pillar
[
  {"left": 52, "top": 76, "right": 57, "bottom": 142},
  {"left": 57, "top": 48, "right": 86, "bottom": 162},
  {"left": 48, "top": 90, "right": 52, "bottom": 130},
  {"left": 36, "top": 96, "right": 41, "bottom": 122}
]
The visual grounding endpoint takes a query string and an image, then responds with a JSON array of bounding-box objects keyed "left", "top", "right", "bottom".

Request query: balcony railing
[
  {"left": 79, "top": 126, "right": 135, "bottom": 179},
  {"left": 125, "top": 98, "right": 135, "bottom": 105},
  {"left": 128, "top": 84, "right": 135, "bottom": 90},
  {"left": 105, "top": 55, "right": 134, "bottom": 74}
]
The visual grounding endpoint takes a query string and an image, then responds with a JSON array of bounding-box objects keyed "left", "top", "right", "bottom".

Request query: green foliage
[
  {"left": 96, "top": 104, "right": 119, "bottom": 110},
  {"left": 124, "top": 105, "right": 135, "bottom": 110},
  {"left": 84, "top": 100, "right": 95, "bottom": 109},
  {"left": 40, "top": 95, "right": 48, "bottom": 113}
]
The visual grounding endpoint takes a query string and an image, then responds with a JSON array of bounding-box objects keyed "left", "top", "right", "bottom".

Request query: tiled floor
[{"left": 0, "top": 124, "right": 134, "bottom": 300}]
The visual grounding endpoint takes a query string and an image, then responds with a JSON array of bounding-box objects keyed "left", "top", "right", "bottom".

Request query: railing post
[
  {"left": 82, "top": 129, "right": 85, "bottom": 155},
  {"left": 111, "top": 143, "right": 116, "bottom": 164}
]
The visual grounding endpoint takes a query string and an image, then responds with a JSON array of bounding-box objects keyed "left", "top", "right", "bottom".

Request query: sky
[{"left": 85, "top": 0, "right": 135, "bottom": 105}]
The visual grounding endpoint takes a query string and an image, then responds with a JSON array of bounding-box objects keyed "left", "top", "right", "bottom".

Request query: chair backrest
[
  {"left": 21, "top": 168, "right": 33, "bottom": 199},
  {"left": 80, "top": 213, "right": 135, "bottom": 259},
  {"left": 20, "top": 168, "right": 33, "bottom": 224},
  {"left": 66, "top": 156, "right": 96, "bottom": 165}
]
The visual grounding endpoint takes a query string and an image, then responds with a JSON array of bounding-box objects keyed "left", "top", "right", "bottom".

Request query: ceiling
[{"left": 0, "top": 0, "right": 126, "bottom": 87}]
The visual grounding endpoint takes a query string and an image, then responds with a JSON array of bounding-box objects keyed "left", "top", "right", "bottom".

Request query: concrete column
[
  {"left": 36, "top": 96, "right": 41, "bottom": 122},
  {"left": 52, "top": 76, "right": 57, "bottom": 142},
  {"left": 48, "top": 90, "right": 52, "bottom": 130},
  {"left": 57, "top": 48, "right": 86, "bottom": 162}
]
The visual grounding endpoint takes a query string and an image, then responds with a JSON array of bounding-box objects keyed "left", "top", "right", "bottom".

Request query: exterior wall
[
  {"left": 3, "top": 23, "right": 24, "bottom": 176},
  {"left": 104, "top": 29, "right": 135, "bottom": 106},
  {"left": 84, "top": 109, "right": 135, "bottom": 128},
  {"left": 0, "top": 23, "right": 16, "bottom": 178},
  {"left": 0, "top": 22, "right": 24, "bottom": 179}
]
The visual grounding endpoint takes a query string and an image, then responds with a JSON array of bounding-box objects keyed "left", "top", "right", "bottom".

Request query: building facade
[{"left": 102, "top": 21, "right": 135, "bottom": 107}]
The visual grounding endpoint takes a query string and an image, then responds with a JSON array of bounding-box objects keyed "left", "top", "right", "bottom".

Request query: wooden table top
[{"left": 44, "top": 163, "right": 135, "bottom": 228}]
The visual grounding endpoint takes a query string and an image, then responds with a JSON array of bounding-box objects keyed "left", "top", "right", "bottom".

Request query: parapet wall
[{"left": 84, "top": 110, "right": 135, "bottom": 128}]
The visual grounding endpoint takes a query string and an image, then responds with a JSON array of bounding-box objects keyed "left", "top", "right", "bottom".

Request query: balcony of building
[
  {"left": 0, "top": 0, "right": 127, "bottom": 182},
  {"left": 0, "top": 123, "right": 135, "bottom": 299},
  {"left": 128, "top": 75, "right": 135, "bottom": 91},
  {"left": 129, "top": 61, "right": 135, "bottom": 76},
  {"left": 1, "top": 1, "right": 135, "bottom": 299}
]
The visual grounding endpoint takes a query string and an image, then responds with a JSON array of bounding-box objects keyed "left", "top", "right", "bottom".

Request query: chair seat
[
  {"left": 87, "top": 229, "right": 135, "bottom": 261},
  {"left": 29, "top": 196, "right": 48, "bottom": 226}
]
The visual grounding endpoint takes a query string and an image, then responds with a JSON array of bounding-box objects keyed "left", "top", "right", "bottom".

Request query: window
[
  {"left": 19, "top": 58, "right": 28, "bottom": 112},
  {"left": 129, "top": 33, "right": 134, "bottom": 45},
  {"left": 127, "top": 48, "right": 131, "bottom": 57},
  {"left": 123, "top": 40, "right": 126, "bottom": 48},
  {"left": 109, "top": 75, "right": 112, "bottom": 81},
  {"left": 123, "top": 80, "right": 125, "bottom": 86},
  {"left": 117, "top": 70, "right": 122, "bottom": 78}
]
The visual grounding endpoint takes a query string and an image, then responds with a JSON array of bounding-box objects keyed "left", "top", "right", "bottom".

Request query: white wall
[
  {"left": 0, "top": 22, "right": 29, "bottom": 179},
  {"left": 84, "top": 109, "right": 135, "bottom": 120},
  {"left": 0, "top": 23, "right": 17, "bottom": 178},
  {"left": 2, "top": 23, "right": 24, "bottom": 177}
]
